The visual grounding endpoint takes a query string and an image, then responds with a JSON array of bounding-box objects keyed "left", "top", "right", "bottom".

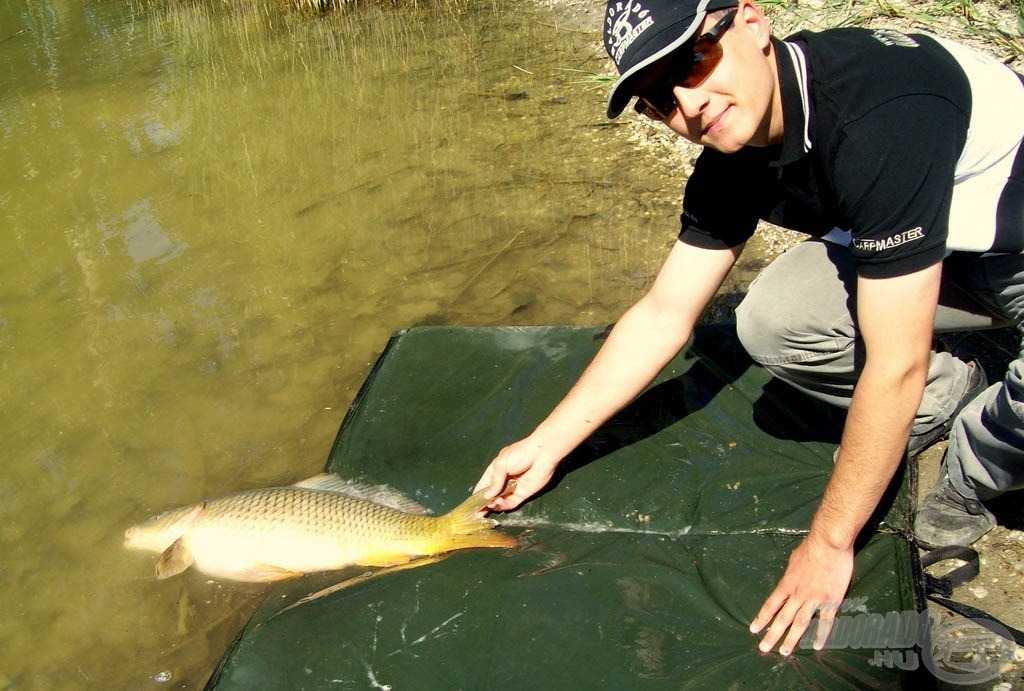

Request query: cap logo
[{"left": 606, "top": 1, "right": 655, "bottom": 65}]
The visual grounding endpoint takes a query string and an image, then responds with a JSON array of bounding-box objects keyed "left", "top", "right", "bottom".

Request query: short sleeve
[
  {"left": 831, "top": 95, "right": 968, "bottom": 278},
  {"left": 679, "top": 148, "right": 766, "bottom": 249}
]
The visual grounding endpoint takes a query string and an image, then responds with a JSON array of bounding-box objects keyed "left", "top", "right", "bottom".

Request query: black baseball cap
[{"left": 604, "top": 0, "right": 738, "bottom": 118}]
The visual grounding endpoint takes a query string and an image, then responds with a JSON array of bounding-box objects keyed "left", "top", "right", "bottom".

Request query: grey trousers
[{"left": 735, "top": 239, "right": 1024, "bottom": 502}]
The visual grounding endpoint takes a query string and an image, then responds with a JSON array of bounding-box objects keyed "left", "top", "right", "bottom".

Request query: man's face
[{"left": 637, "top": 2, "right": 780, "bottom": 153}]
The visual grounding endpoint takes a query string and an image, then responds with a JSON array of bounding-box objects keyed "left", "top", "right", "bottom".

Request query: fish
[{"left": 124, "top": 474, "right": 516, "bottom": 583}]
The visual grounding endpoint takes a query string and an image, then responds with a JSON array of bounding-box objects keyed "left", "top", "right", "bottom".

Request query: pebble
[{"left": 969, "top": 586, "right": 989, "bottom": 599}]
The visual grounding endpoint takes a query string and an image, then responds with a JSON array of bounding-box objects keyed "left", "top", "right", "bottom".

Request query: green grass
[
  {"left": 765, "top": 0, "right": 1024, "bottom": 63},
  {"left": 556, "top": 68, "right": 617, "bottom": 91}
]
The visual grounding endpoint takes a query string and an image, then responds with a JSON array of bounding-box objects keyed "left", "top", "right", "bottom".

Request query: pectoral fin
[
  {"left": 156, "top": 538, "right": 194, "bottom": 579},
  {"left": 236, "top": 564, "right": 305, "bottom": 582}
]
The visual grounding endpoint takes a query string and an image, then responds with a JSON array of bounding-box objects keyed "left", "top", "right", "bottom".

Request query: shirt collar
[{"left": 772, "top": 36, "right": 812, "bottom": 167}]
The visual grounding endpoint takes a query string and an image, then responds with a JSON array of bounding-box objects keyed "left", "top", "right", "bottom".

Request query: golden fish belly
[{"left": 182, "top": 494, "right": 446, "bottom": 580}]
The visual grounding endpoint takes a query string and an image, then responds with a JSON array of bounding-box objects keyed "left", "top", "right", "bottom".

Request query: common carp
[{"left": 124, "top": 474, "right": 516, "bottom": 582}]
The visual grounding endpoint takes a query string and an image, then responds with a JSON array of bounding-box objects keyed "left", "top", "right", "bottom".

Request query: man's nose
[{"left": 672, "top": 84, "right": 709, "bottom": 119}]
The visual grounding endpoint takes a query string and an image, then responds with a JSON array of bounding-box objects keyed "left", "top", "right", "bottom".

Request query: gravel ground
[{"left": 535, "top": 0, "right": 1024, "bottom": 687}]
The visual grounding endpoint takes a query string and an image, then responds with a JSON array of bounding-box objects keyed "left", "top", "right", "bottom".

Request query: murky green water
[{"left": 0, "top": 0, "right": 753, "bottom": 687}]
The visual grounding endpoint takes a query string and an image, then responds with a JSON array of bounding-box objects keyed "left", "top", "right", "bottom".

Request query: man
[{"left": 475, "top": 0, "right": 1024, "bottom": 655}]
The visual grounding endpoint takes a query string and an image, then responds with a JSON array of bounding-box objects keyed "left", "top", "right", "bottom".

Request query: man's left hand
[{"left": 749, "top": 534, "right": 854, "bottom": 655}]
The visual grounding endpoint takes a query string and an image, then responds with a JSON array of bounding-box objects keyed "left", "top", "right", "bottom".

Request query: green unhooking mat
[{"left": 207, "top": 326, "right": 928, "bottom": 689}]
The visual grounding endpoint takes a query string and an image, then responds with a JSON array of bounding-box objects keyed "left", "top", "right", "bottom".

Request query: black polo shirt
[{"left": 679, "top": 28, "right": 1024, "bottom": 278}]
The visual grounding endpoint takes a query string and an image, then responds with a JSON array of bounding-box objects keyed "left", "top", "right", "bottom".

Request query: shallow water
[{"left": 0, "top": 0, "right": 755, "bottom": 687}]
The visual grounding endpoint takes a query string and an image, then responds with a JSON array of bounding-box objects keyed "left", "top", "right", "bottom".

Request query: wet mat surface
[{"left": 208, "top": 326, "right": 926, "bottom": 689}]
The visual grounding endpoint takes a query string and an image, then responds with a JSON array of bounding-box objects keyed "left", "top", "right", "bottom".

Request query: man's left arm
[{"left": 749, "top": 261, "right": 942, "bottom": 655}]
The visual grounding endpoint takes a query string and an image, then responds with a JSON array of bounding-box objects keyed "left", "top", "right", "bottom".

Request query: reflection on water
[{"left": 0, "top": 0, "right": 700, "bottom": 686}]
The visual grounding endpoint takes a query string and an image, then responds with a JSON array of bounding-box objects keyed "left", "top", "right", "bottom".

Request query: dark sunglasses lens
[
  {"left": 632, "top": 96, "right": 664, "bottom": 119},
  {"left": 631, "top": 27, "right": 727, "bottom": 118},
  {"left": 633, "top": 80, "right": 674, "bottom": 118},
  {"left": 679, "top": 39, "right": 723, "bottom": 88},
  {"left": 633, "top": 99, "right": 657, "bottom": 118}
]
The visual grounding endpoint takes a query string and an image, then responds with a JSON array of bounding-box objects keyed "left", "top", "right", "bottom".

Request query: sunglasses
[{"left": 633, "top": 9, "right": 738, "bottom": 120}]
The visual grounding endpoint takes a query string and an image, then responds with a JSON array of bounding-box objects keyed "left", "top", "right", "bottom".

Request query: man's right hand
[
  {"left": 472, "top": 242, "right": 739, "bottom": 515},
  {"left": 473, "top": 435, "right": 561, "bottom": 513}
]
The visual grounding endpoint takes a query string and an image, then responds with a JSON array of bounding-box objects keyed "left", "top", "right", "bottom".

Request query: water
[
  {"left": 0, "top": 0, "right": 696, "bottom": 687},
  {"left": 0, "top": 0, "right": 753, "bottom": 686}
]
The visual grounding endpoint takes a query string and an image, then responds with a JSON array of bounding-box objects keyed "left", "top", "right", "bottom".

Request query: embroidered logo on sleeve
[
  {"left": 852, "top": 227, "right": 926, "bottom": 252},
  {"left": 606, "top": 1, "right": 654, "bottom": 65},
  {"left": 870, "top": 29, "right": 919, "bottom": 48}
]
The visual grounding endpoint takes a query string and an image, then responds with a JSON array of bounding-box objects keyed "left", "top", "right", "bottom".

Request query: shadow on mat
[
  {"left": 545, "top": 326, "right": 754, "bottom": 495},
  {"left": 751, "top": 378, "right": 845, "bottom": 444},
  {"left": 545, "top": 325, "right": 851, "bottom": 488}
]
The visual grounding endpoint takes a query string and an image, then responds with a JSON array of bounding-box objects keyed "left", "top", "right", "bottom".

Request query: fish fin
[
  {"left": 293, "top": 474, "right": 432, "bottom": 515},
  {"left": 273, "top": 555, "right": 452, "bottom": 620},
  {"left": 441, "top": 531, "right": 518, "bottom": 552},
  {"left": 155, "top": 538, "right": 194, "bottom": 579},
  {"left": 292, "top": 473, "right": 346, "bottom": 491},
  {"left": 438, "top": 488, "right": 518, "bottom": 551},
  {"left": 236, "top": 564, "right": 306, "bottom": 582},
  {"left": 441, "top": 488, "right": 503, "bottom": 535},
  {"left": 356, "top": 552, "right": 414, "bottom": 567},
  {"left": 275, "top": 570, "right": 379, "bottom": 617}
]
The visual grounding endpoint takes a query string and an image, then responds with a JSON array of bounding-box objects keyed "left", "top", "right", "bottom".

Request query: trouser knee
[
  {"left": 735, "top": 288, "right": 789, "bottom": 366},
  {"left": 735, "top": 244, "right": 861, "bottom": 407}
]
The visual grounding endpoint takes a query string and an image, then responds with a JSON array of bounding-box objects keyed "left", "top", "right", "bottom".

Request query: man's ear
[{"left": 736, "top": 0, "right": 772, "bottom": 51}]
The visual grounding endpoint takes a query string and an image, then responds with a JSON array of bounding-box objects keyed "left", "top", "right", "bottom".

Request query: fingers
[
  {"left": 475, "top": 444, "right": 517, "bottom": 498},
  {"left": 475, "top": 442, "right": 532, "bottom": 504},
  {"left": 473, "top": 462, "right": 512, "bottom": 499},
  {"left": 749, "top": 587, "right": 787, "bottom": 635},
  {"left": 751, "top": 589, "right": 844, "bottom": 656},
  {"left": 812, "top": 604, "right": 838, "bottom": 651},
  {"left": 475, "top": 437, "right": 558, "bottom": 512},
  {"left": 750, "top": 536, "right": 854, "bottom": 655},
  {"left": 472, "top": 464, "right": 520, "bottom": 512},
  {"left": 752, "top": 596, "right": 826, "bottom": 656},
  {"left": 778, "top": 602, "right": 818, "bottom": 656},
  {"left": 750, "top": 587, "right": 798, "bottom": 654},
  {"left": 472, "top": 468, "right": 490, "bottom": 495}
]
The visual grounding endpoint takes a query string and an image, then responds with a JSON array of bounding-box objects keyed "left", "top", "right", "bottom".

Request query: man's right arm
[{"left": 476, "top": 239, "right": 743, "bottom": 511}]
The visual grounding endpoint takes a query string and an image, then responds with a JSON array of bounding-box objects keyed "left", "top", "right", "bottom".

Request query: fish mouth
[{"left": 123, "top": 525, "right": 159, "bottom": 550}]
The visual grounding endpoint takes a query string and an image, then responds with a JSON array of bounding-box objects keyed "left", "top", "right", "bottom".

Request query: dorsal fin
[{"left": 292, "top": 474, "right": 432, "bottom": 515}]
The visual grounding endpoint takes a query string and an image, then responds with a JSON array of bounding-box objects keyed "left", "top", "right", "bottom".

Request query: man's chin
[{"left": 703, "top": 138, "right": 745, "bottom": 154}]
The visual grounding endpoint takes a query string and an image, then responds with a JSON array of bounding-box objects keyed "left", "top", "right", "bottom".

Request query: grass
[
  {"left": 765, "top": 0, "right": 1024, "bottom": 64},
  {"left": 556, "top": 67, "right": 617, "bottom": 91}
]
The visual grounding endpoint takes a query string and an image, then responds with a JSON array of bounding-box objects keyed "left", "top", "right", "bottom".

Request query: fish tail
[
  {"left": 441, "top": 531, "right": 517, "bottom": 551},
  {"left": 441, "top": 488, "right": 496, "bottom": 534},
  {"left": 439, "top": 488, "right": 516, "bottom": 550}
]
